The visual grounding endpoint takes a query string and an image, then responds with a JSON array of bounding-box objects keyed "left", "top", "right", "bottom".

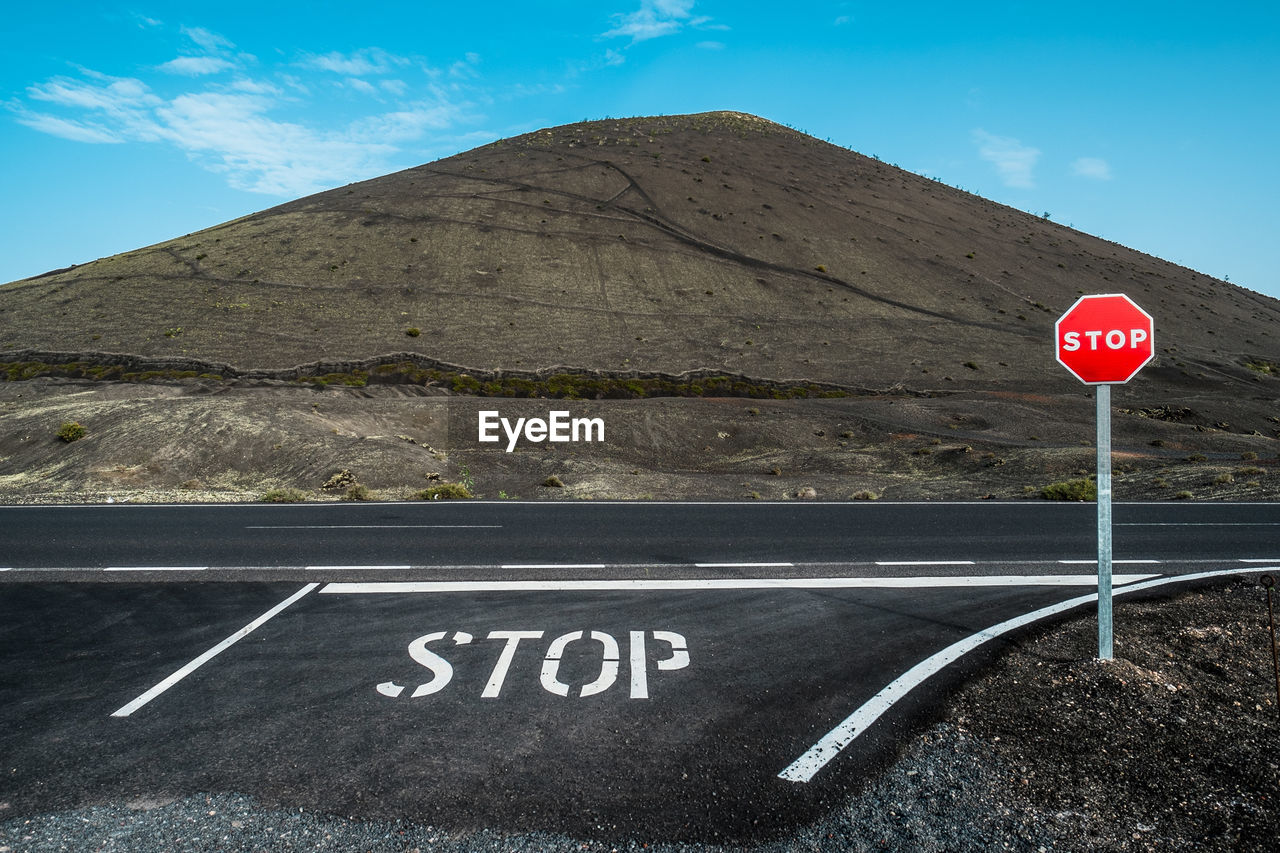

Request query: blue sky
[{"left": 4, "top": 1, "right": 1278, "bottom": 298}]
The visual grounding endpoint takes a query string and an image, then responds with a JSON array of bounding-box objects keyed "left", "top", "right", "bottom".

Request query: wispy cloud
[
  {"left": 158, "top": 55, "right": 237, "bottom": 76},
  {"left": 299, "top": 48, "right": 410, "bottom": 76},
  {"left": 1071, "top": 156, "right": 1112, "bottom": 180},
  {"left": 603, "top": 0, "right": 697, "bottom": 43},
  {"left": 12, "top": 32, "right": 474, "bottom": 197},
  {"left": 696, "top": 40, "right": 725, "bottom": 50},
  {"left": 972, "top": 129, "right": 1040, "bottom": 189}
]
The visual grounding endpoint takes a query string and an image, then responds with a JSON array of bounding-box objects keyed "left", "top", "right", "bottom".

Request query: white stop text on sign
[
  {"left": 1060, "top": 327, "right": 1149, "bottom": 352},
  {"left": 376, "top": 629, "right": 689, "bottom": 700}
]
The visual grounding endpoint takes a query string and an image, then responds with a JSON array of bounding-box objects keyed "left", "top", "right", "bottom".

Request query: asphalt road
[
  {"left": 1, "top": 501, "right": 1276, "bottom": 842},
  {"left": 1, "top": 499, "right": 1278, "bottom": 571}
]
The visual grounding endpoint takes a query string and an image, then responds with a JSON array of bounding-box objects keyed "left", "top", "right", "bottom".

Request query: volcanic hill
[{"left": 2, "top": 111, "right": 1279, "bottom": 503}]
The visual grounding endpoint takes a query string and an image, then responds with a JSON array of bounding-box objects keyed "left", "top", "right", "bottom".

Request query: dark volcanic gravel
[{"left": 3, "top": 578, "right": 1277, "bottom": 852}]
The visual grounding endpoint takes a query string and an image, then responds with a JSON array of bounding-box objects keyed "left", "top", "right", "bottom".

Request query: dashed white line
[
  {"left": 695, "top": 562, "right": 794, "bottom": 568},
  {"left": 305, "top": 565, "right": 411, "bottom": 571},
  {"left": 777, "top": 567, "right": 1249, "bottom": 784},
  {"left": 319, "top": 575, "right": 1158, "bottom": 594},
  {"left": 111, "top": 583, "right": 318, "bottom": 718},
  {"left": 875, "top": 560, "right": 975, "bottom": 566},
  {"left": 104, "top": 566, "right": 207, "bottom": 572},
  {"left": 1239, "top": 559, "right": 1280, "bottom": 563},
  {"left": 1058, "top": 559, "right": 1160, "bottom": 565},
  {"left": 501, "top": 563, "right": 608, "bottom": 570},
  {"left": 247, "top": 525, "right": 502, "bottom": 529}
]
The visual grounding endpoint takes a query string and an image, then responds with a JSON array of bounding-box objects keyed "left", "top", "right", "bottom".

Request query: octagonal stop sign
[{"left": 1055, "top": 293, "right": 1154, "bottom": 384}]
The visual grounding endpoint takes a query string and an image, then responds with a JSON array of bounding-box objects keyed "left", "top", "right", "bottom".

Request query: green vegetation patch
[
  {"left": 260, "top": 487, "right": 308, "bottom": 503},
  {"left": 414, "top": 483, "right": 473, "bottom": 500},
  {"left": 1041, "top": 478, "right": 1097, "bottom": 501},
  {"left": 57, "top": 421, "right": 87, "bottom": 442},
  {"left": 4, "top": 357, "right": 851, "bottom": 401}
]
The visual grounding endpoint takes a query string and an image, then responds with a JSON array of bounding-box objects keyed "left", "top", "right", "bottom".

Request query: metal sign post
[
  {"left": 1096, "top": 383, "right": 1113, "bottom": 659},
  {"left": 1054, "top": 293, "right": 1153, "bottom": 660}
]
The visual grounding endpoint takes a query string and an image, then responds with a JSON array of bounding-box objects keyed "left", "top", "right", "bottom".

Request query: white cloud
[
  {"left": 10, "top": 27, "right": 495, "bottom": 199},
  {"left": 15, "top": 66, "right": 468, "bottom": 197},
  {"left": 973, "top": 128, "right": 1040, "bottom": 189},
  {"left": 300, "top": 48, "right": 408, "bottom": 76},
  {"left": 182, "top": 26, "right": 235, "bottom": 53},
  {"left": 1072, "top": 156, "right": 1112, "bottom": 180},
  {"left": 158, "top": 56, "right": 236, "bottom": 76},
  {"left": 696, "top": 40, "right": 725, "bottom": 50},
  {"left": 14, "top": 112, "right": 122, "bottom": 144},
  {"left": 604, "top": 0, "right": 697, "bottom": 43},
  {"left": 834, "top": 15, "right": 852, "bottom": 26}
]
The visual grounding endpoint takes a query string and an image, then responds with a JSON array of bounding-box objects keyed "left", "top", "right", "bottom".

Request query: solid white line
[
  {"left": 104, "top": 566, "right": 207, "bottom": 572},
  {"left": 777, "top": 567, "right": 1249, "bottom": 783},
  {"left": 261, "top": 524, "right": 503, "bottom": 529},
  {"left": 694, "top": 562, "right": 794, "bottom": 568},
  {"left": 875, "top": 560, "right": 975, "bottom": 566},
  {"left": 305, "top": 565, "right": 411, "bottom": 571},
  {"left": 110, "top": 583, "right": 318, "bottom": 718},
  {"left": 319, "top": 575, "right": 1159, "bottom": 594},
  {"left": 1239, "top": 559, "right": 1280, "bottom": 563},
  {"left": 1117, "top": 522, "right": 1280, "bottom": 527},
  {"left": 1058, "top": 559, "right": 1160, "bottom": 565},
  {"left": 501, "top": 563, "right": 607, "bottom": 570}
]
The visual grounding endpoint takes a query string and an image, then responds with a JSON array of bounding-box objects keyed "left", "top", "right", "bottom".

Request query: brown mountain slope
[
  {"left": 2, "top": 111, "right": 1279, "bottom": 504},
  {"left": 3, "top": 110, "right": 1277, "bottom": 393}
]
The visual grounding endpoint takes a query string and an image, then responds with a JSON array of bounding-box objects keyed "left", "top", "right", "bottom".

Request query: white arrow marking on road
[{"left": 777, "top": 567, "right": 1258, "bottom": 783}]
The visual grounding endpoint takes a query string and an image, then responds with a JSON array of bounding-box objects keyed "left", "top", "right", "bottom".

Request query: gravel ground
[{"left": 4, "top": 578, "right": 1277, "bottom": 852}]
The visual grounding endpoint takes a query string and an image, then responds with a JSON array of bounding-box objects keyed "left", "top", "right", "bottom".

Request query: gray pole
[{"left": 1097, "top": 383, "right": 1113, "bottom": 660}]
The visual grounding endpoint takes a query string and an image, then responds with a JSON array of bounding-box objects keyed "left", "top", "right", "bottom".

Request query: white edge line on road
[
  {"left": 110, "top": 583, "right": 319, "bottom": 718},
  {"left": 1239, "top": 558, "right": 1280, "bottom": 563},
  {"left": 776, "top": 566, "right": 1262, "bottom": 784},
  {"left": 104, "top": 566, "right": 207, "bottom": 572},
  {"left": 695, "top": 562, "right": 794, "bottom": 568},
  {"left": 318, "top": 575, "right": 1160, "bottom": 594},
  {"left": 304, "top": 565, "right": 411, "bottom": 571}
]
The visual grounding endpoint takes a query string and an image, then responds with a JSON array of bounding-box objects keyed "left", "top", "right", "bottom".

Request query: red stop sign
[{"left": 1055, "top": 293, "right": 1154, "bottom": 384}]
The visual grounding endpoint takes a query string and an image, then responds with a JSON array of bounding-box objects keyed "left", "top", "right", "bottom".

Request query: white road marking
[
  {"left": 483, "top": 631, "right": 544, "bottom": 698},
  {"left": 1057, "top": 559, "right": 1160, "bottom": 565},
  {"left": 1117, "top": 522, "right": 1280, "bottom": 527},
  {"left": 630, "top": 631, "right": 648, "bottom": 700},
  {"left": 110, "top": 583, "right": 318, "bottom": 718},
  {"left": 319, "top": 575, "right": 1158, "bottom": 594},
  {"left": 777, "top": 567, "right": 1250, "bottom": 783},
  {"left": 500, "top": 563, "right": 608, "bottom": 570},
  {"left": 247, "top": 525, "right": 502, "bottom": 529},
  {"left": 1239, "top": 559, "right": 1280, "bottom": 563},
  {"left": 305, "top": 565, "right": 411, "bottom": 571},
  {"left": 695, "top": 562, "right": 795, "bottom": 568},
  {"left": 104, "top": 566, "right": 207, "bottom": 572},
  {"left": 875, "top": 560, "right": 975, "bottom": 566}
]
